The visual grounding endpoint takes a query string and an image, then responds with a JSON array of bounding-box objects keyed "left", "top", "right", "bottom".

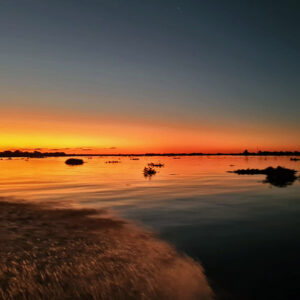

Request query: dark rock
[{"left": 65, "top": 158, "right": 84, "bottom": 165}]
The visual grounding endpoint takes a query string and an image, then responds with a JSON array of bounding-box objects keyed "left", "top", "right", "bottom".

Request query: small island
[
  {"left": 229, "top": 166, "right": 298, "bottom": 187},
  {"left": 65, "top": 158, "right": 84, "bottom": 165}
]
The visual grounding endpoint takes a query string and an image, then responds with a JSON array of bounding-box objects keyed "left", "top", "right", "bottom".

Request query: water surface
[{"left": 1, "top": 156, "right": 299, "bottom": 299}]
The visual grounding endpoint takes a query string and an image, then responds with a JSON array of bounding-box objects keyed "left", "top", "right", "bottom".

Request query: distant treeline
[
  {"left": 143, "top": 150, "right": 300, "bottom": 156},
  {"left": 0, "top": 149, "right": 300, "bottom": 158},
  {"left": 0, "top": 150, "right": 66, "bottom": 158}
]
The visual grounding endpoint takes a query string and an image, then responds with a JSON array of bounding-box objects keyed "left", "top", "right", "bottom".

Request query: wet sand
[{"left": 0, "top": 197, "right": 214, "bottom": 300}]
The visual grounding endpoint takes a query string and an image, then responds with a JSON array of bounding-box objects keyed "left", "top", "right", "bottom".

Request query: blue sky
[{"left": 0, "top": 0, "right": 299, "bottom": 152}]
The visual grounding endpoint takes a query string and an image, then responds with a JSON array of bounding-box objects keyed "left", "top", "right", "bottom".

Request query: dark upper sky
[{"left": 0, "top": 0, "right": 299, "bottom": 152}]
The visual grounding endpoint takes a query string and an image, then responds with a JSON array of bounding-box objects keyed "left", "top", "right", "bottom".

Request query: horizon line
[{"left": 1, "top": 149, "right": 300, "bottom": 157}]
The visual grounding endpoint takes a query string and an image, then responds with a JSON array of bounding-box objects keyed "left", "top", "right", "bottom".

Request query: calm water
[{"left": 1, "top": 156, "right": 300, "bottom": 299}]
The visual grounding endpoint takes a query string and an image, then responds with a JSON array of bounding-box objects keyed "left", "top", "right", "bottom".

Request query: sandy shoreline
[{"left": 0, "top": 197, "right": 214, "bottom": 300}]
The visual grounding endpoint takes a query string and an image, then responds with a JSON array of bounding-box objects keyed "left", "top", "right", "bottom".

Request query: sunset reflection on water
[{"left": 0, "top": 156, "right": 300, "bottom": 299}]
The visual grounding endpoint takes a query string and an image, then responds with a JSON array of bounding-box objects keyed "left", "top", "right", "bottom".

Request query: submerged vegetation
[
  {"left": 143, "top": 167, "right": 157, "bottom": 177},
  {"left": 0, "top": 199, "right": 213, "bottom": 300},
  {"left": 148, "top": 162, "right": 164, "bottom": 167},
  {"left": 65, "top": 158, "right": 84, "bottom": 165},
  {"left": 230, "top": 166, "right": 298, "bottom": 187},
  {"left": 143, "top": 163, "right": 164, "bottom": 178},
  {"left": 105, "top": 160, "right": 121, "bottom": 164}
]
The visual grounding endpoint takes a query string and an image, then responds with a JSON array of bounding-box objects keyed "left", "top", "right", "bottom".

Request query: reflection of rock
[
  {"left": 290, "top": 158, "right": 300, "bottom": 161},
  {"left": 65, "top": 158, "right": 84, "bottom": 165},
  {"left": 230, "top": 166, "right": 298, "bottom": 187},
  {"left": 0, "top": 200, "right": 214, "bottom": 300}
]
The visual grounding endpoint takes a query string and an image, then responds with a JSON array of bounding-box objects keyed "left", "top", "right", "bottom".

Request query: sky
[{"left": 0, "top": 0, "right": 299, "bottom": 153}]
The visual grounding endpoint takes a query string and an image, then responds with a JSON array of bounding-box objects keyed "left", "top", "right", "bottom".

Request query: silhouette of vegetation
[
  {"left": 0, "top": 150, "right": 66, "bottom": 158},
  {"left": 148, "top": 162, "right": 164, "bottom": 167},
  {"left": 0, "top": 149, "right": 299, "bottom": 158},
  {"left": 254, "top": 150, "right": 300, "bottom": 156},
  {"left": 65, "top": 158, "right": 84, "bottom": 165},
  {"left": 143, "top": 167, "right": 157, "bottom": 177},
  {"left": 230, "top": 166, "right": 298, "bottom": 187},
  {"left": 243, "top": 149, "right": 249, "bottom": 155},
  {"left": 290, "top": 158, "right": 300, "bottom": 161},
  {"left": 105, "top": 160, "right": 120, "bottom": 164}
]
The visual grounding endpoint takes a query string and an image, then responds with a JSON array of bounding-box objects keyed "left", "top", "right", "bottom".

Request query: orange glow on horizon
[{"left": 1, "top": 108, "right": 299, "bottom": 154}]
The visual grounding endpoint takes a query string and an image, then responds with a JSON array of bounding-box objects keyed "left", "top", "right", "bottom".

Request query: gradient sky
[{"left": 0, "top": 0, "right": 299, "bottom": 153}]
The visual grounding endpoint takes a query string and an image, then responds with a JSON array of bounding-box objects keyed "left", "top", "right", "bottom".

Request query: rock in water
[{"left": 65, "top": 158, "right": 84, "bottom": 165}]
